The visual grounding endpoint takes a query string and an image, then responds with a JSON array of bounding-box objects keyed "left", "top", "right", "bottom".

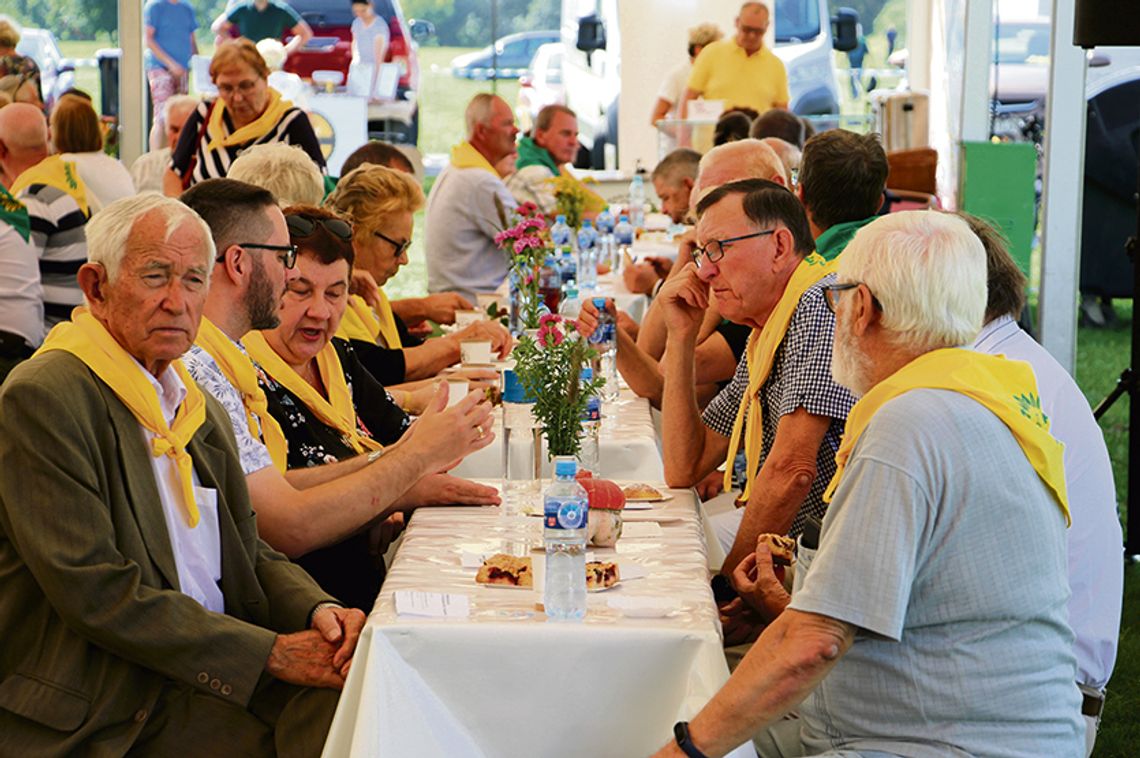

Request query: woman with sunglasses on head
[
  {"left": 324, "top": 164, "right": 512, "bottom": 388},
  {"left": 164, "top": 38, "right": 325, "bottom": 194},
  {"left": 242, "top": 205, "right": 426, "bottom": 608}
]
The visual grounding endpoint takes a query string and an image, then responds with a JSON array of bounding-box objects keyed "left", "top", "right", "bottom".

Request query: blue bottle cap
[
  {"left": 582, "top": 219, "right": 593, "bottom": 228},
  {"left": 619, "top": 215, "right": 629, "bottom": 222},
  {"left": 553, "top": 456, "right": 577, "bottom": 477},
  {"left": 502, "top": 370, "right": 535, "bottom": 404},
  {"left": 592, "top": 297, "right": 606, "bottom": 308},
  {"left": 556, "top": 214, "right": 566, "bottom": 223},
  {"left": 580, "top": 366, "right": 593, "bottom": 381}
]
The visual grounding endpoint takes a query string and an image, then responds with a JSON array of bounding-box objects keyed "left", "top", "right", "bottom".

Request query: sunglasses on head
[{"left": 286, "top": 214, "right": 354, "bottom": 243}]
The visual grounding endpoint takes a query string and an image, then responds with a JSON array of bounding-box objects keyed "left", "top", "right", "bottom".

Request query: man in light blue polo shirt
[{"left": 144, "top": 0, "right": 198, "bottom": 131}]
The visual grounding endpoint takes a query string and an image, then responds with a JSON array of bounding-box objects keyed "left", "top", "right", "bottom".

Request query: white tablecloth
[
  {"left": 322, "top": 493, "right": 753, "bottom": 758},
  {"left": 450, "top": 389, "right": 665, "bottom": 482}
]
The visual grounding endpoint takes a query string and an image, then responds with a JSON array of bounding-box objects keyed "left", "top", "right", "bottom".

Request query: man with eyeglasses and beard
[
  {"left": 180, "top": 179, "right": 499, "bottom": 607},
  {"left": 656, "top": 180, "right": 856, "bottom": 644}
]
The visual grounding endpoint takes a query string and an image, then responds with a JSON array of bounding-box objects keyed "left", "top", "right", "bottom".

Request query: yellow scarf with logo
[
  {"left": 724, "top": 253, "right": 840, "bottom": 499},
  {"left": 242, "top": 331, "right": 382, "bottom": 455},
  {"left": 823, "top": 347, "right": 1070, "bottom": 524},
  {"left": 336, "top": 293, "right": 402, "bottom": 349},
  {"left": 39, "top": 308, "right": 206, "bottom": 526},
  {"left": 206, "top": 89, "right": 293, "bottom": 152},
  {"left": 194, "top": 317, "right": 289, "bottom": 472},
  {"left": 9, "top": 155, "right": 90, "bottom": 216},
  {"left": 449, "top": 141, "right": 500, "bottom": 177}
]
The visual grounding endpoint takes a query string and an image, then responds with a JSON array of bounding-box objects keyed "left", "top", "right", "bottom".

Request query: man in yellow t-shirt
[{"left": 681, "top": 2, "right": 789, "bottom": 116}]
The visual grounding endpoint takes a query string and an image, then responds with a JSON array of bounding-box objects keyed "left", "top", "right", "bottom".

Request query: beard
[
  {"left": 831, "top": 316, "right": 875, "bottom": 398},
  {"left": 246, "top": 255, "right": 281, "bottom": 330}
]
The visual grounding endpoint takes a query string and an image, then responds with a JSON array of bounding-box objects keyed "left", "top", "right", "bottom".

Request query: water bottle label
[
  {"left": 545, "top": 497, "right": 587, "bottom": 530},
  {"left": 589, "top": 323, "right": 615, "bottom": 344},
  {"left": 582, "top": 398, "right": 601, "bottom": 421}
]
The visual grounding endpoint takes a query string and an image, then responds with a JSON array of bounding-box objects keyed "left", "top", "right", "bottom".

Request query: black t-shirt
[
  {"left": 348, "top": 311, "right": 425, "bottom": 387},
  {"left": 257, "top": 338, "right": 408, "bottom": 610}
]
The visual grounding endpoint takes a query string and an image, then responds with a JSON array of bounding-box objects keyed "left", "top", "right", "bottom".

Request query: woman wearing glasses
[
  {"left": 165, "top": 38, "right": 325, "bottom": 194},
  {"left": 242, "top": 205, "right": 415, "bottom": 608},
  {"left": 324, "top": 164, "right": 512, "bottom": 386}
]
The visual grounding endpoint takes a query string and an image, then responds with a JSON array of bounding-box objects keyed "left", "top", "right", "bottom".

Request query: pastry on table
[
  {"left": 756, "top": 533, "right": 796, "bottom": 566},
  {"left": 621, "top": 483, "right": 665, "bottom": 501},
  {"left": 476, "top": 554, "right": 534, "bottom": 587},
  {"left": 585, "top": 561, "right": 620, "bottom": 590}
]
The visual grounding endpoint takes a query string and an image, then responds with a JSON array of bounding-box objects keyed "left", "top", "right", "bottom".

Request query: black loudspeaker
[{"left": 1074, "top": 0, "right": 1140, "bottom": 48}]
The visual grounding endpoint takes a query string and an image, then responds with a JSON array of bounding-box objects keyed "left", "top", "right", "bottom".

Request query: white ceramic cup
[
  {"left": 460, "top": 339, "right": 494, "bottom": 366},
  {"left": 446, "top": 378, "right": 470, "bottom": 407}
]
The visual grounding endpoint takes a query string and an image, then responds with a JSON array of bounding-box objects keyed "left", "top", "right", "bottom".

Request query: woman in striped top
[{"left": 164, "top": 38, "right": 324, "bottom": 194}]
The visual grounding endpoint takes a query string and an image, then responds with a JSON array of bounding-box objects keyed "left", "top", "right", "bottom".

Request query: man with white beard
[{"left": 652, "top": 210, "right": 1084, "bottom": 758}]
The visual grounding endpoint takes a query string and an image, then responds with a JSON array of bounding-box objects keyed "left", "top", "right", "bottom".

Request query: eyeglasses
[
  {"left": 739, "top": 23, "right": 768, "bottom": 36},
  {"left": 286, "top": 214, "right": 354, "bottom": 243},
  {"left": 693, "top": 230, "right": 774, "bottom": 269},
  {"left": 215, "top": 79, "right": 260, "bottom": 97},
  {"left": 373, "top": 229, "right": 412, "bottom": 258},
  {"left": 823, "top": 281, "right": 882, "bottom": 313},
  {"left": 218, "top": 243, "right": 298, "bottom": 269}
]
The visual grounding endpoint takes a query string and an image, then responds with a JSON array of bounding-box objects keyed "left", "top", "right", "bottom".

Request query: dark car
[
  {"left": 280, "top": 0, "right": 427, "bottom": 143},
  {"left": 450, "top": 30, "right": 559, "bottom": 80}
]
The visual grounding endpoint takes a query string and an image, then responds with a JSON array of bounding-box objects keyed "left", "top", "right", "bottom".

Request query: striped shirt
[
  {"left": 18, "top": 183, "right": 89, "bottom": 327},
  {"left": 170, "top": 100, "right": 326, "bottom": 186}
]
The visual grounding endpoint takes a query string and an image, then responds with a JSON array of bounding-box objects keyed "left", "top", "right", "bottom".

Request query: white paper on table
[
  {"left": 623, "top": 500, "right": 656, "bottom": 510},
  {"left": 394, "top": 591, "right": 471, "bottom": 619},
  {"left": 621, "top": 521, "right": 664, "bottom": 539}
]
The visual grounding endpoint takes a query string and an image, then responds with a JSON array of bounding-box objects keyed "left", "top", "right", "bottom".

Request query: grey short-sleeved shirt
[
  {"left": 701, "top": 276, "right": 857, "bottom": 535},
  {"left": 789, "top": 389, "right": 1084, "bottom": 757}
]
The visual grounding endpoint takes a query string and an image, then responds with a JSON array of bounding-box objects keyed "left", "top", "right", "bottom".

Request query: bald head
[
  {"left": 0, "top": 103, "right": 49, "bottom": 187},
  {"left": 696, "top": 138, "right": 787, "bottom": 199},
  {"left": 760, "top": 137, "right": 801, "bottom": 181}
]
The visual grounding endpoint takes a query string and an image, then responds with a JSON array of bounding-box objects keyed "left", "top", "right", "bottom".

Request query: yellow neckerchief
[
  {"left": 38, "top": 308, "right": 206, "bottom": 526},
  {"left": 9, "top": 155, "right": 90, "bottom": 216},
  {"left": 242, "top": 331, "right": 382, "bottom": 455},
  {"left": 206, "top": 89, "right": 292, "bottom": 152},
  {"left": 723, "top": 253, "right": 840, "bottom": 499},
  {"left": 336, "top": 293, "right": 402, "bottom": 349},
  {"left": 449, "top": 140, "right": 499, "bottom": 176},
  {"left": 823, "top": 347, "right": 1070, "bottom": 524},
  {"left": 194, "top": 317, "right": 289, "bottom": 472}
]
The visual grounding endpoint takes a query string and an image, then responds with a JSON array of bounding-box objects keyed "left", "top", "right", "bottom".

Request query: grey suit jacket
[{"left": 0, "top": 351, "right": 336, "bottom": 755}]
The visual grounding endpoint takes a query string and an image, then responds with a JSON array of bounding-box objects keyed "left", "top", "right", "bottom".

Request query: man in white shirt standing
[{"left": 967, "top": 213, "right": 1122, "bottom": 757}]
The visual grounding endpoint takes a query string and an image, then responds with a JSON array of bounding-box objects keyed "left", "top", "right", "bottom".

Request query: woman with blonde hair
[
  {"left": 47, "top": 94, "right": 136, "bottom": 209},
  {"left": 165, "top": 38, "right": 324, "bottom": 193},
  {"left": 0, "top": 17, "right": 41, "bottom": 106},
  {"left": 325, "top": 164, "right": 511, "bottom": 386}
]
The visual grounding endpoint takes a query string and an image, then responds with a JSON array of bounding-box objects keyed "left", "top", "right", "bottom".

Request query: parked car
[
  {"left": 515, "top": 42, "right": 565, "bottom": 133},
  {"left": 450, "top": 30, "right": 559, "bottom": 80},
  {"left": 279, "top": 0, "right": 427, "bottom": 144},
  {"left": 15, "top": 28, "right": 76, "bottom": 109}
]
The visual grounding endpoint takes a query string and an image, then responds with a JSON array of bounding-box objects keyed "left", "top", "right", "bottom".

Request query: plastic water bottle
[
  {"left": 596, "top": 207, "right": 616, "bottom": 269},
  {"left": 538, "top": 254, "right": 562, "bottom": 314},
  {"left": 559, "top": 248, "right": 577, "bottom": 289},
  {"left": 559, "top": 284, "right": 582, "bottom": 319},
  {"left": 628, "top": 175, "right": 646, "bottom": 230},
  {"left": 578, "top": 367, "right": 601, "bottom": 474},
  {"left": 577, "top": 220, "right": 598, "bottom": 291},
  {"left": 614, "top": 214, "right": 634, "bottom": 271},
  {"left": 550, "top": 214, "right": 573, "bottom": 253},
  {"left": 587, "top": 297, "right": 619, "bottom": 402},
  {"left": 544, "top": 456, "right": 588, "bottom": 620},
  {"left": 501, "top": 370, "right": 541, "bottom": 517}
]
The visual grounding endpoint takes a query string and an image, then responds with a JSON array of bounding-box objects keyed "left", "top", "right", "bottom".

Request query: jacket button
[
  {"left": 221, "top": 684, "right": 232, "bottom": 696},
  {"left": 134, "top": 709, "right": 148, "bottom": 723},
  {"left": 197, "top": 672, "right": 209, "bottom": 684},
  {"left": 210, "top": 678, "right": 221, "bottom": 690}
]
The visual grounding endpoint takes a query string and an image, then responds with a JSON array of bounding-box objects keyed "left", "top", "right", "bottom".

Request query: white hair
[
  {"left": 227, "top": 143, "right": 325, "bottom": 207},
  {"left": 255, "top": 38, "right": 287, "bottom": 71},
  {"left": 839, "top": 211, "right": 986, "bottom": 352},
  {"left": 85, "top": 193, "right": 215, "bottom": 284},
  {"left": 760, "top": 137, "right": 801, "bottom": 181},
  {"left": 465, "top": 93, "right": 497, "bottom": 140},
  {"left": 162, "top": 94, "right": 200, "bottom": 125},
  {"left": 696, "top": 138, "right": 787, "bottom": 196}
]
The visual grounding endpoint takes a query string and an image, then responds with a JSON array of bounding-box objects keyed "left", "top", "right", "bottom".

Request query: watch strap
[{"left": 673, "top": 721, "right": 709, "bottom": 758}]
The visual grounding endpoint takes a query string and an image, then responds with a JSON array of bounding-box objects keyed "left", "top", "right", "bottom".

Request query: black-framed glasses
[
  {"left": 373, "top": 229, "right": 412, "bottom": 258},
  {"left": 823, "top": 281, "right": 882, "bottom": 313},
  {"left": 286, "top": 214, "right": 354, "bottom": 243},
  {"left": 218, "top": 243, "right": 298, "bottom": 269},
  {"left": 693, "top": 230, "right": 775, "bottom": 269}
]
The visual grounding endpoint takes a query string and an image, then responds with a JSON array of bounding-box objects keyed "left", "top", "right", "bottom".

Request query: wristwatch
[{"left": 673, "top": 721, "right": 709, "bottom": 758}]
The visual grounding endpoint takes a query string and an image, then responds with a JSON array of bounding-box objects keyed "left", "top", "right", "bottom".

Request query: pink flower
[
  {"left": 513, "top": 239, "right": 528, "bottom": 254},
  {"left": 539, "top": 313, "right": 562, "bottom": 327},
  {"left": 524, "top": 272, "right": 534, "bottom": 285},
  {"left": 494, "top": 230, "right": 510, "bottom": 246},
  {"left": 537, "top": 325, "right": 564, "bottom": 347}
]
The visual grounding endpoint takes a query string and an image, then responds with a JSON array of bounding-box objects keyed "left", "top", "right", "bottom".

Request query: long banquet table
[{"left": 321, "top": 491, "right": 752, "bottom": 757}]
